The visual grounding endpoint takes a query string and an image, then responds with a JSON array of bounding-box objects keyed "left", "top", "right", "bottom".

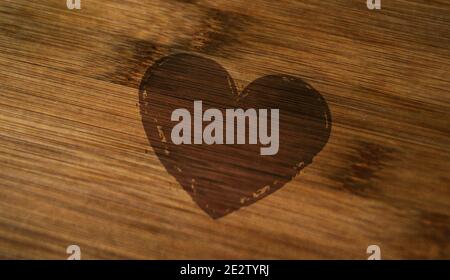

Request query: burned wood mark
[{"left": 139, "top": 53, "right": 331, "bottom": 218}]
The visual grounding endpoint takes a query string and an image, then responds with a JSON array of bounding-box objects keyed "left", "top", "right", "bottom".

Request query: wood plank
[{"left": 0, "top": 0, "right": 449, "bottom": 259}]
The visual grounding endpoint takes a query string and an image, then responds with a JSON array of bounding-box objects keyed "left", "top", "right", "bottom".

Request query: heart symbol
[{"left": 139, "top": 53, "right": 331, "bottom": 218}]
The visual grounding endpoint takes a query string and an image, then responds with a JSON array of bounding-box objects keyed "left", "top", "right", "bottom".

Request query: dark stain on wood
[
  {"left": 187, "top": 8, "right": 254, "bottom": 56},
  {"left": 331, "top": 141, "right": 395, "bottom": 197},
  {"left": 109, "top": 39, "right": 166, "bottom": 88}
]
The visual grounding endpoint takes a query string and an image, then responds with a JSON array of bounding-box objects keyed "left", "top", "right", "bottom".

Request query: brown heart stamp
[{"left": 139, "top": 53, "right": 331, "bottom": 218}]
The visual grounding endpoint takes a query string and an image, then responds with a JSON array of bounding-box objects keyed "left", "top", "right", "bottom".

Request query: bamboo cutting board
[{"left": 0, "top": 0, "right": 449, "bottom": 259}]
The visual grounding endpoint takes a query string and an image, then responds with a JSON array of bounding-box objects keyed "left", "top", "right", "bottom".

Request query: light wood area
[{"left": 0, "top": 0, "right": 449, "bottom": 259}]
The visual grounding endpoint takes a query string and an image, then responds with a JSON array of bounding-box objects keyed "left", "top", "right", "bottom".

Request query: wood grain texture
[{"left": 0, "top": 0, "right": 449, "bottom": 259}]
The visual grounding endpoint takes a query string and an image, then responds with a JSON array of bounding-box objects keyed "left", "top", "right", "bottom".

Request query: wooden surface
[{"left": 0, "top": 0, "right": 449, "bottom": 259}]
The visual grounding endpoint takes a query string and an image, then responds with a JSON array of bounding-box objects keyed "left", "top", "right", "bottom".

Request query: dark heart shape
[{"left": 139, "top": 53, "right": 331, "bottom": 218}]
